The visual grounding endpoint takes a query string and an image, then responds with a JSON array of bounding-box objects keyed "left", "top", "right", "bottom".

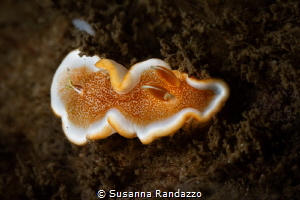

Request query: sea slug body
[{"left": 51, "top": 50, "right": 229, "bottom": 145}]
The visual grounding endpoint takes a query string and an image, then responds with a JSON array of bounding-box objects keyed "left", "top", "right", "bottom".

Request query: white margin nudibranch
[{"left": 51, "top": 50, "right": 229, "bottom": 145}]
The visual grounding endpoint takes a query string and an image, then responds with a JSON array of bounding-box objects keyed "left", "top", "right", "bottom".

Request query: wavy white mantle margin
[{"left": 51, "top": 50, "right": 229, "bottom": 145}]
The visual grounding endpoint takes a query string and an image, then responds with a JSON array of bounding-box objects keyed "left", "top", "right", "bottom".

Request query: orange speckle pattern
[{"left": 59, "top": 67, "right": 215, "bottom": 128}]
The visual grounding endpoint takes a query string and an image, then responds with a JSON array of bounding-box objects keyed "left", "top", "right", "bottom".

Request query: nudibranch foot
[{"left": 51, "top": 50, "right": 229, "bottom": 145}]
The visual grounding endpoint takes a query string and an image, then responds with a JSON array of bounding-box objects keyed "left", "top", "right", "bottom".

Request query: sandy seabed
[{"left": 0, "top": 0, "right": 300, "bottom": 199}]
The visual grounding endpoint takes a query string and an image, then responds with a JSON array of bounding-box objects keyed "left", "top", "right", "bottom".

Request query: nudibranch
[{"left": 51, "top": 50, "right": 229, "bottom": 145}]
